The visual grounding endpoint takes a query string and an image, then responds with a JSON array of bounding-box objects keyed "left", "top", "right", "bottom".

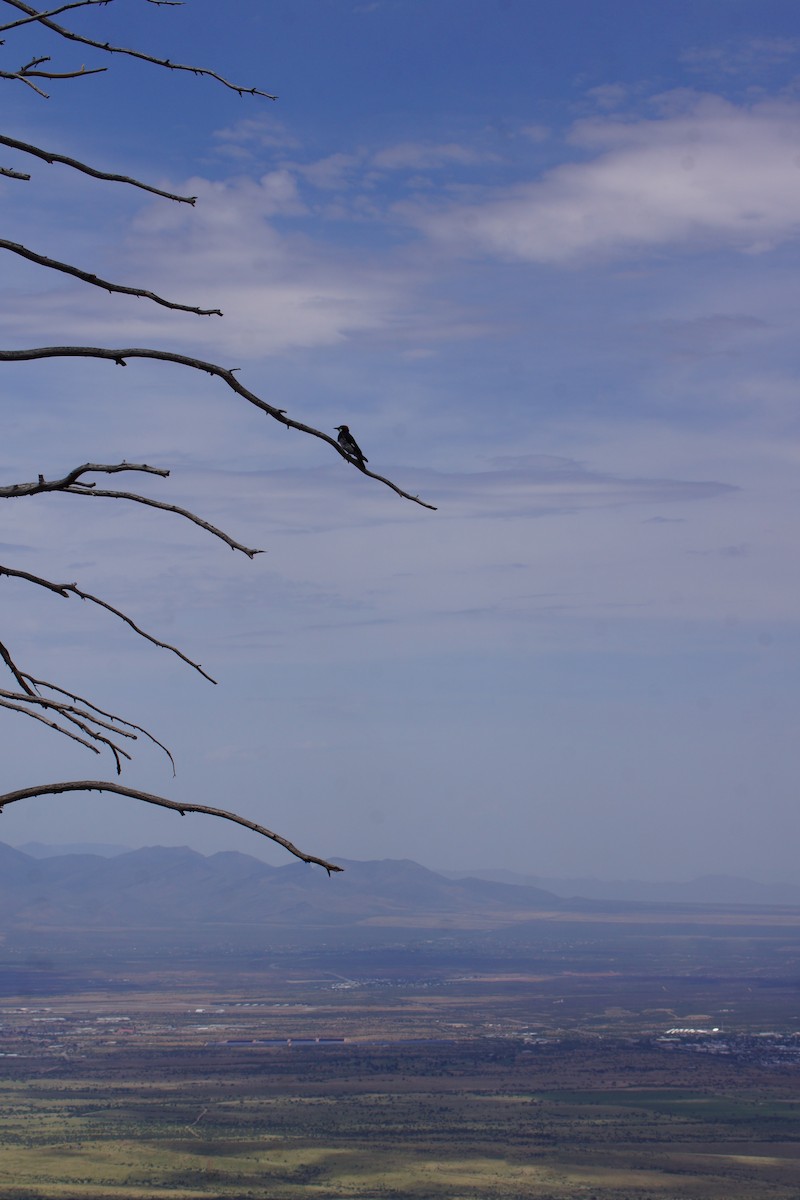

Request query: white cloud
[
  {"left": 585, "top": 84, "right": 628, "bottom": 111},
  {"left": 372, "top": 141, "right": 492, "bottom": 170},
  {"left": 291, "top": 152, "right": 363, "bottom": 190},
  {"left": 0, "top": 173, "right": 413, "bottom": 356},
  {"left": 520, "top": 124, "right": 550, "bottom": 143},
  {"left": 211, "top": 114, "right": 301, "bottom": 159},
  {"left": 680, "top": 36, "right": 800, "bottom": 76},
  {"left": 404, "top": 94, "right": 800, "bottom": 263}
]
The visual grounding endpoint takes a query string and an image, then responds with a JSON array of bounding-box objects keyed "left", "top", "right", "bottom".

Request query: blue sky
[{"left": 2, "top": 0, "right": 800, "bottom": 881}]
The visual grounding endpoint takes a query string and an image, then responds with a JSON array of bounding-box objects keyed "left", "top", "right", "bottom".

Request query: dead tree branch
[
  {"left": 0, "top": 561, "right": 218, "bottom": 683},
  {"left": 66, "top": 487, "right": 262, "bottom": 556},
  {"left": 0, "top": 694, "right": 113, "bottom": 757},
  {"left": 23, "top": 674, "right": 176, "bottom": 768},
  {"left": 0, "top": 0, "right": 111, "bottom": 34},
  {"left": 0, "top": 460, "right": 169, "bottom": 497},
  {"left": 0, "top": 0, "right": 432, "bottom": 855},
  {"left": 0, "top": 239, "right": 222, "bottom": 314},
  {"left": 1, "top": 0, "right": 278, "bottom": 98},
  {"left": 0, "top": 688, "right": 132, "bottom": 771},
  {"left": 0, "top": 52, "right": 106, "bottom": 94},
  {"left": 0, "top": 349, "right": 438, "bottom": 509},
  {"left": 0, "top": 780, "right": 343, "bottom": 872},
  {"left": 0, "top": 461, "right": 263, "bottom": 557},
  {"left": 0, "top": 633, "right": 176, "bottom": 774},
  {"left": 0, "top": 134, "right": 196, "bottom": 203}
]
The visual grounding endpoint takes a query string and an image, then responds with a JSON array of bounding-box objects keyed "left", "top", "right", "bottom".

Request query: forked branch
[
  {"left": 0, "top": 349, "right": 438, "bottom": 509},
  {"left": 0, "top": 460, "right": 169, "bottom": 497},
  {"left": 0, "top": 54, "right": 106, "bottom": 96},
  {"left": 0, "top": 1, "right": 114, "bottom": 33},
  {"left": 0, "top": 461, "right": 263, "bottom": 557},
  {"left": 1, "top": 0, "right": 278, "bottom": 98},
  {"left": 0, "top": 635, "right": 176, "bottom": 774},
  {"left": 0, "top": 780, "right": 343, "bottom": 872},
  {"left": 0, "top": 456, "right": 260, "bottom": 770}
]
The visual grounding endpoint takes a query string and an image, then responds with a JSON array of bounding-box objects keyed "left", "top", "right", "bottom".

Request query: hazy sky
[{"left": 2, "top": 0, "right": 800, "bottom": 882}]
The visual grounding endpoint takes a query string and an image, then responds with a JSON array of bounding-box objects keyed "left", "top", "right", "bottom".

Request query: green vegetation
[
  {"left": 0, "top": 913, "right": 798, "bottom": 1197},
  {"left": 0, "top": 1035, "right": 798, "bottom": 1197}
]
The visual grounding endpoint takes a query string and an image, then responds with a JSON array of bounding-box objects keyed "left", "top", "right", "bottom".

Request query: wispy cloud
[
  {"left": 372, "top": 141, "right": 495, "bottom": 170},
  {"left": 681, "top": 36, "right": 800, "bottom": 76},
  {"left": 211, "top": 114, "right": 302, "bottom": 160},
  {"left": 0, "top": 172, "right": 415, "bottom": 357},
  {"left": 401, "top": 94, "right": 800, "bottom": 262}
]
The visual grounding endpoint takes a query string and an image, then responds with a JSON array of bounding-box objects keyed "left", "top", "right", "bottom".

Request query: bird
[{"left": 335, "top": 424, "right": 368, "bottom": 469}]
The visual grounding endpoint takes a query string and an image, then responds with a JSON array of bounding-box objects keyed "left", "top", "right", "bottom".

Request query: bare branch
[
  {"left": 0, "top": 461, "right": 262, "bottom": 557},
  {"left": 67, "top": 486, "right": 263, "bottom": 558},
  {"left": 0, "top": 780, "right": 344, "bottom": 872},
  {"left": 23, "top": 674, "right": 177, "bottom": 773},
  {"left": 19, "top": 61, "right": 106, "bottom": 80},
  {"left": 0, "top": 348, "right": 439, "bottom": 510},
  {"left": 0, "top": 562, "right": 218, "bottom": 683},
  {"left": 0, "top": 627, "right": 178, "bottom": 772},
  {"left": 0, "top": 69, "right": 50, "bottom": 96},
  {"left": 0, "top": 165, "right": 31, "bottom": 179},
  {"left": 0, "top": 631, "right": 176, "bottom": 773},
  {"left": 1, "top": 0, "right": 278, "bottom": 98},
  {"left": 0, "top": 636, "right": 151, "bottom": 770},
  {"left": 0, "top": 696, "right": 103, "bottom": 755},
  {"left": 0, "top": 134, "right": 196, "bottom": 204},
  {"left": 0, "top": 0, "right": 111, "bottom": 34},
  {"left": 0, "top": 239, "right": 222, "bottom": 315},
  {"left": 0, "top": 685, "right": 134, "bottom": 771},
  {"left": 0, "top": 637, "right": 35, "bottom": 695},
  {"left": 0, "top": 50, "right": 107, "bottom": 93},
  {"left": 0, "top": 684, "right": 137, "bottom": 740},
  {"left": 0, "top": 460, "right": 169, "bottom": 497}
]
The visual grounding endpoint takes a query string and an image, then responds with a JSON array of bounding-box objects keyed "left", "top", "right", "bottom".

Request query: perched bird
[{"left": 335, "top": 424, "right": 368, "bottom": 469}]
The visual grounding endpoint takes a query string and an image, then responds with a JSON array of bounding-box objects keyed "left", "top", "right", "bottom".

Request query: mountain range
[
  {"left": 2, "top": 843, "right": 798, "bottom": 934},
  {"left": 16, "top": 843, "right": 800, "bottom": 907},
  {"left": 0, "top": 842, "right": 562, "bottom": 931},
  {"left": 440, "top": 868, "right": 800, "bottom": 907}
]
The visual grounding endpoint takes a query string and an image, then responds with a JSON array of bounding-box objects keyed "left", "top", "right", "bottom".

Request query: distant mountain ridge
[
  {"left": 441, "top": 868, "right": 800, "bottom": 907},
  {"left": 0, "top": 842, "right": 562, "bottom": 931},
  {"left": 17, "top": 841, "right": 131, "bottom": 859},
  {"left": 8, "top": 843, "right": 800, "bottom": 916}
]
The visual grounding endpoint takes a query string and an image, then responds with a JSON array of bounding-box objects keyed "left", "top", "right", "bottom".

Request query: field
[{"left": 0, "top": 909, "right": 798, "bottom": 1198}]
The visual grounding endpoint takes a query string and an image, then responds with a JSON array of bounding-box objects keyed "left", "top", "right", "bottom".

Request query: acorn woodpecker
[{"left": 335, "top": 425, "right": 368, "bottom": 469}]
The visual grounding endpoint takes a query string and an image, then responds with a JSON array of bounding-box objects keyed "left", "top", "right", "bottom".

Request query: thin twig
[
  {"left": 0, "top": 697, "right": 102, "bottom": 754},
  {"left": 66, "top": 486, "right": 262, "bottom": 558},
  {"left": 0, "top": 240, "right": 222, "bottom": 315},
  {"left": 0, "top": 0, "right": 111, "bottom": 34},
  {"left": 0, "top": 134, "right": 196, "bottom": 204},
  {"left": 23, "top": 673, "right": 176, "bottom": 773},
  {"left": 0, "top": 637, "right": 35, "bottom": 695},
  {"left": 19, "top": 63, "right": 106, "bottom": 80},
  {"left": 0, "top": 691, "right": 131, "bottom": 772},
  {"left": 0, "top": 780, "right": 343, "bottom": 872},
  {"left": 0, "top": 70, "right": 50, "bottom": 96},
  {"left": 0, "top": 561, "right": 219, "bottom": 683},
  {"left": 1, "top": 0, "right": 278, "bottom": 98},
  {"left": 0, "top": 460, "right": 262, "bottom": 557},
  {"left": 0, "top": 629, "right": 177, "bottom": 772}
]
